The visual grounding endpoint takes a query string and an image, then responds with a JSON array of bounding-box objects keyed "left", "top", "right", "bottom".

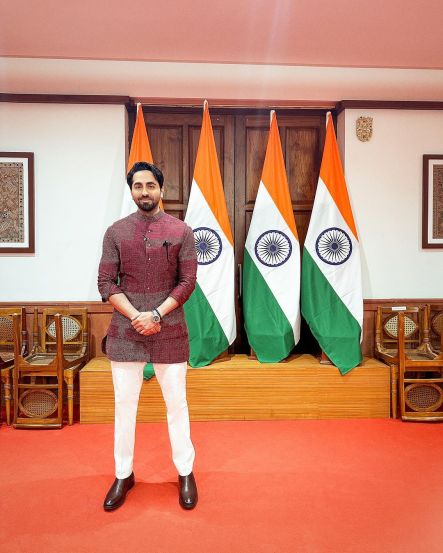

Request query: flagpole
[{"left": 319, "top": 110, "right": 334, "bottom": 366}]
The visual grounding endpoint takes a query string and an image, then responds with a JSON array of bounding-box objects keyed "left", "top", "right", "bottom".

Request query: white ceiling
[{"left": 1, "top": 0, "right": 443, "bottom": 101}]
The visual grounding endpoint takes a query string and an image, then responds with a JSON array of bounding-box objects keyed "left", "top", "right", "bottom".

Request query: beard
[{"left": 137, "top": 198, "right": 159, "bottom": 212}]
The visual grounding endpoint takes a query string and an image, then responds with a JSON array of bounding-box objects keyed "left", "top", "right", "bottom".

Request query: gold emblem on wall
[{"left": 356, "top": 116, "right": 373, "bottom": 142}]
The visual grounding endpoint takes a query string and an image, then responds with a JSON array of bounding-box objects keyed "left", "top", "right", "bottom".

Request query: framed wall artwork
[
  {"left": 422, "top": 154, "right": 443, "bottom": 249},
  {"left": 0, "top": 152, "right": 35, "bottom": 254}
]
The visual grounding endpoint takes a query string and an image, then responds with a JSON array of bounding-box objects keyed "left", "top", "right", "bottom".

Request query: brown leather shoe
[
  {"left": 103, "top": 472, "right": 135, "bottom": 511},
  {"left": 178, "top": 472, "right": 198, "bottom": 510}
]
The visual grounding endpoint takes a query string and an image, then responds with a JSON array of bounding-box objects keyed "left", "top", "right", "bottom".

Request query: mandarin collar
[{"left": 134, "top": 209, "right": 165, "bottom": 223}]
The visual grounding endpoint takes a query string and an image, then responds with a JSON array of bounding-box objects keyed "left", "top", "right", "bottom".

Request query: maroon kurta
[{"left": 98, "top": 210, "right": 197, "bottom": 363}]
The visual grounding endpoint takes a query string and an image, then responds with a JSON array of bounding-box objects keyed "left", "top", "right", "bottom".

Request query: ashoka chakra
[
  {"left": 315, "top": 227, "right": 352, "bottom": 265},
  {"left": 193, "top": 227, "right": 222, "bottom": 265},
  {"left": 255, "top": 230, "right": 292, "bottom": 267}
]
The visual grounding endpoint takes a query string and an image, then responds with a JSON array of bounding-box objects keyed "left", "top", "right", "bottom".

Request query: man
[{"left": 98, "top": 161, "right": 198, "bottom": 511}]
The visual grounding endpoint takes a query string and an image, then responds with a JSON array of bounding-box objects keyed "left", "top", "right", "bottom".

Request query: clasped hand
[{"left": 131, "top": 312, "right": 161, "bottom": 336}]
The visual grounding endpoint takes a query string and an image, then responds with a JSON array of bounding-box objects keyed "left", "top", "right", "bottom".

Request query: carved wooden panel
[
  {"left": 295, "top": 210, "right": 312, "bottom": 248},
  {"left": 285, "top": 127, "right": 320, "bottom": 205},
  {"left": 246, "top": 127, "right": 268, "bottom": 203},
  {"left": 149, "top": 125, "right": 183, "bottom": 203}
]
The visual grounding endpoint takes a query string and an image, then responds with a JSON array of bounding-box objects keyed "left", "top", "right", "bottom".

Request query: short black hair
[{"left": 126, "top": 162, "right": 164, "bottom": 189}]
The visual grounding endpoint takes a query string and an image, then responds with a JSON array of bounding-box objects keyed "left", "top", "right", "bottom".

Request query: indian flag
[
  {"left": 184, "top": 101, "right": 236, "bottom": 367},
  {"left": 301, "top": 114, "right": 363, "bottom": 374},
  {"left": 121, "top": 103, "right": 156, "bottom": 380},
  {"left": 120, "top": 102, "right": 154, "bottom": 218},
  {"left": 243, "top": 111, "right": 301, "bottom": 362}
]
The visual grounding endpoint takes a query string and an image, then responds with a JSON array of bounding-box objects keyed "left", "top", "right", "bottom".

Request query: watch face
[{"left": 152, "top": 313, "right": 161, "bottom": 323}]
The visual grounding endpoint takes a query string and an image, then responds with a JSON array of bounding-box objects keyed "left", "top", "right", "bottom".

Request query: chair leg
[
  {"left": 4, "top": 372, "right": 12, "bottom": 426},
  {"left": 64, "top": 373, "right": 74, "bottom": 425},
  {"left": 390, "top": 364, "right": 398, "bottom": 419}
]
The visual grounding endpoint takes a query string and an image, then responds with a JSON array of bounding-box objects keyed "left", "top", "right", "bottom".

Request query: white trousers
[{"left": 111, "top": 361, "right": 195, "bottom": 479}]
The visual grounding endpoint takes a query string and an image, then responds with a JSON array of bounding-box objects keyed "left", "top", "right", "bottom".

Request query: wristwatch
[{"left": 151, "top": 308, "right": 162, "bottom": 323}]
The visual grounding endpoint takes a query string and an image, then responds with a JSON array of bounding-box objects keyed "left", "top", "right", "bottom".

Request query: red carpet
[{"left": 0, "top": 419, "right": 442, "bottom": 553}]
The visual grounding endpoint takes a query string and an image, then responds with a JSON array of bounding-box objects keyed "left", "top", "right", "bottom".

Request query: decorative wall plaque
[
  {"left": 356, "top": 116, "right": 373, "bottom": 142},
  {"left": 0, "top": 152, "right": 35, "bottom": 254},
  {"left": 422, "top": 154, "right": 443, "bottom": 249}
]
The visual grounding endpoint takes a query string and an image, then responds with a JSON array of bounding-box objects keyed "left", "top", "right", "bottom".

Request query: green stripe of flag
[
  {"left": 143, "top": 363, "right": 155, "bottom": 381},
  {"left": 184, "top": 282, "right": 229, "bottom": 368},
  {"left": 301, "top": 249, "right": 362, "bottom": 374},
  {"left": 243, "top": 250, "right": 294, "bottom": 362}
]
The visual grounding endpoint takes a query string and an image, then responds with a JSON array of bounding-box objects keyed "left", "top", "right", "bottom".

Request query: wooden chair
[
  {"left": 0, "top": 307, "right": 28, "bottom": 425},
  {"left": 375, "top": 306, "right": 437, "bottom": 418},
  {"left": 375, "top": 306, "right": 443, "bottom": 421},
  {"left": 397, "top": 311, "right": 443, "bottom": 421},
  {"left": 13, "top": 308, "right": 88, "bottom": 428},
  {"left": 428, "top": 303, "right": 443, "bottom": 354}
]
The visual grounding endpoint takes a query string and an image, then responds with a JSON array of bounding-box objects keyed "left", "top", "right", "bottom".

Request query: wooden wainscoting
[{"left": 1, "top": 299, "right": 441, "bottom": 359}]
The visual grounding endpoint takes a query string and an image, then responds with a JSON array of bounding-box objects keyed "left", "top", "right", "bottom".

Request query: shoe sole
[
  {"left": 179, "top": 498, "right": 198, "bottom": 510},
  {"left": 103, "top": 481, "right": 135, "bottom": 512}
]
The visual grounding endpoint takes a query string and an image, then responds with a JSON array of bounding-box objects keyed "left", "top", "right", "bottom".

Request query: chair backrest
[
  {"left": 428, "top": 304, "right": 443, "bottom": 352},
  {"left": 375, "top": 306, "right": 424, "bottom": 352},
  {"left": 40, "top": 308, "right": 88, "bottom": 356},
  {"left": 0, "top": 307, "right": 27, "bottom": 359}
]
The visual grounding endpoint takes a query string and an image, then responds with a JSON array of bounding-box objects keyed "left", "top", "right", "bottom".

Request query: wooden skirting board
[{"left": 80, "top": 354, "right": 391, "bottom": 423}]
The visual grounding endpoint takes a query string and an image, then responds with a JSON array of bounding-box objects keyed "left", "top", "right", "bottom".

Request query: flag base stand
[
  {"left": 212, "top": 349, "right": 232, "bottom": 364},
  {"left": 320, "top": 351, "right": 333, "bottom": 365},
  {"left": 249, "top": 348, "right": 290, "bottom": 363}
]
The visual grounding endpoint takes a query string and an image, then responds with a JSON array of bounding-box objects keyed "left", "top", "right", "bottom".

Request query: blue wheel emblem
[
  {"left": 315, "top": 227, "right": 352, "bottom": 265},
  {"left": 255, "top": 230, "right": 292, "bottom": 267},
  {"left": 193, "top": 227, "right": 222, "bottom": 265}
]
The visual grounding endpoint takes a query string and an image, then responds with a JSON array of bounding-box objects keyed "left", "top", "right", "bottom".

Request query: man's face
[{"left": 131, "top": 170, "right": 162, "bottom": 213}]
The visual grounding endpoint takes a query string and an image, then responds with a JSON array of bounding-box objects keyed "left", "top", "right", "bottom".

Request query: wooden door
[
  {"left": 129, "top": 107, "right": 326, "bottom": 354},
  {"left": 234, "top": 112, "right": 326, "bottom": 353},
  {"left": 128, "top": 110, "right": 235, "bottom": 223}
]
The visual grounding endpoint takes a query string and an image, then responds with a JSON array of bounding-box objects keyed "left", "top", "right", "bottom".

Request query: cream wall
[
  {"left": 0, "top": 103, "right": 127, "bottom": 301},
  {"left": 1, "top": 103, "right": 442, "bottom": 302},
  {"left": 341, "top": 109, "right": 443, "bottom": 299}
]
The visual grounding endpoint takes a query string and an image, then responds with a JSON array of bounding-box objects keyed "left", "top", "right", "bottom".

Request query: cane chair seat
[
  {"left": 404, "top": 383, "right": 443, "bottom": 412},
  {"left": 19, "top": 389, "right": 58, "bottom": 418},
  {"left": 24, "top": 352, "right": 83, "bottom": 364},
  {"left": 0, "top": 351, "right": 14, "bottom": 363},
  {"left": 13, "top": 308, "right": 88, "bottom": 428},
  {"left": 0, "top": 307, "right": 28, "bottom": 425}
]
